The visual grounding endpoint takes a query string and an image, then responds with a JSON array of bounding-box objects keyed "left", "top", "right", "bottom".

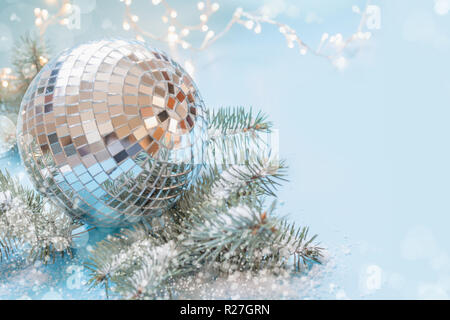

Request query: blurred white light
[
  {"left": 434, "top": 0, "right": 450, "bottom": 15},
  {"left": 168, "top": 33, "right": 178, "bottom": 43},
  {"left": 334, "top": 56, "right": 348, "bottom": 70},
  {"left": 63, "top": 3, "right": 72, "bottom": 13},
  {"left": 41, "top": 9, "right": 49, "bottom": 20},
  {"left": 197, "top": 2, "right": 205, "bottom": 10},
  {"left": 212, "top": 3, "right": 220, "bottom": 12}
]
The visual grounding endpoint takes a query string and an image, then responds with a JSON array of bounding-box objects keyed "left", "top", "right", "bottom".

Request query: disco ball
[{"left": 17, "top": 39, "right": 208, "bottom": 227}]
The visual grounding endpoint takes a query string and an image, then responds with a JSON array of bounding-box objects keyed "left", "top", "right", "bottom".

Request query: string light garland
[
  {"left": 1, "top": 0, "right": 376, "bottom": 90},
  {"left": 34, "top": 0, "right": 74, "bottom": 37},
  {"left": 120, "top": 0, "right": 221, "bottom": 49},
  {"left": 120, "top": 0, "right": 375, "bottom": 69}
]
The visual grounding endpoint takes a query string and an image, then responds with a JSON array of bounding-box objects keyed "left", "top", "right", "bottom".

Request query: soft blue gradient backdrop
[{"left": 1, "top": 0, "right": 449, "bottom": 299}]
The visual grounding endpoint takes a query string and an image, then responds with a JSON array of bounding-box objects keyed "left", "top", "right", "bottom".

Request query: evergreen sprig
[
  {"left": 0, "top": 170, "right": 78, "bottom": 262},
  {"left": 85, "top": 225, "right": 157, "bottom": 297},
  {"left": 208, "top": 106, "right": 272, "bottom": 135},
  {"left": 207, "top": 107, "right": 273, "bottom": 166},
  {"left": 85, "top": 106, "right": 322, "bottom": 299},
  {"left": 0, "top": 34, "right": 49, "bottom": 115}
]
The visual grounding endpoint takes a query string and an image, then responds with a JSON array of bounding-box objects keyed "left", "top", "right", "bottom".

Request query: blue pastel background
[{"left": 1, "top": 0, "right": 450, "bottom": 299}]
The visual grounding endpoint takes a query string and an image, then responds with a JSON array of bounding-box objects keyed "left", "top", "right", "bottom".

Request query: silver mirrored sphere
[{"left": 17, "top": 39, "right": 208, "bottom": 227}]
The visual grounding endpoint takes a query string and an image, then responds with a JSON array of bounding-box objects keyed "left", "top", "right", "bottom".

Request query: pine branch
[
  {"left": 110, "top": 240, "right": 179, "bottom": 300},
  {"left": 84, "top": 225, "right": 153, "bottom": 297},
  {"left": 12, "top": 34, "right": 48, "bottom": 91},
  {"left": 276, "top": 221, "right": 323, "bottom": 271},
  {"left": 206, "top": 106, "right": 273, "bottom": 167},
  {"left": 215, "top": 158, "right": 288, "bottom": 198},
  {"left": 0, "top": 34, "right": 49, "bottom": 114},
  {"left": 86, "top": 159, "right": 319, "bottom": 298},
  {"left": 85, "top": 106, "right": 322, "bottom": 299},
  {"left": 85, "top": 223, "right": 183, "bottom": 299},
  {"left": 86, "top": 199, "right": 321, "bottom": 299},
  {"left": 0, "top": 170, "right": 78, "bottom": 262},
  {"left": 208, "top": 106, "right": 272, "bottom": 136},
  {"left": 168, "top": 156, "right": 287, "bottom": 226},
  {"left": 178, "top": 200, "right": 322, "bottom": 274}
]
